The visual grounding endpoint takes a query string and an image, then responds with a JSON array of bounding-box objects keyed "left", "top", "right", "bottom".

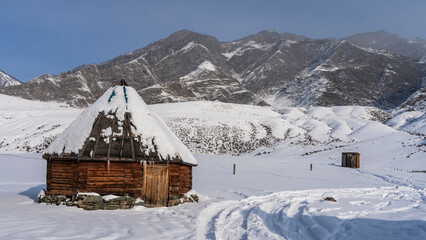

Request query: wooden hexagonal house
[{"left": 42, "top": 80, "right": 197, "bottom": 207}]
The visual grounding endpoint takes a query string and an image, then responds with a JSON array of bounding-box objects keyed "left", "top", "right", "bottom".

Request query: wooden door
[{"left": 143, "top": 163, "right": 169, "bottom": 207}]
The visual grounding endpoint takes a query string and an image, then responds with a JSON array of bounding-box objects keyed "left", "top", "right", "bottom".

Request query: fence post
[{"left": 233, "top": 164, "right": 236, "bottom": 175}]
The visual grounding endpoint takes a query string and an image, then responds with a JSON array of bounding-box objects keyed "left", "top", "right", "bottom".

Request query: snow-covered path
[{"left": 196, "top": 187, "right": 426, "bottom": 240}]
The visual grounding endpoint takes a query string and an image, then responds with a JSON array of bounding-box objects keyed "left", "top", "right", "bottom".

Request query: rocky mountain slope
[
  {"left": 0, "top": 70, "right": 21, "bottom": 87},
  {"left": 1, "top": 30, "right": 425, "bottom": 110},
  {"left": 344, "top": 30, "right": 426, "bottom": 62}
]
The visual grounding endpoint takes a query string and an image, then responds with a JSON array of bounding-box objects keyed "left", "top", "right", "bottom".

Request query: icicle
[{"left": 107, "top": 160, "right": 110, "bottom": 173}]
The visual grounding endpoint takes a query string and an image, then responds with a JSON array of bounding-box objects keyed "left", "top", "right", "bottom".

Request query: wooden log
[
  {"left": 51, "top": 166, "right": 75, "bottom": 172},
  {"left": 48, "top": 189, "right": 74, "bottom": 195},
  {"left": 49, "top": 183, "right": 73, "bottom": 189},
  {"left": 356, "top": 153, "right": 360, "bottom": 168},
  {"left": 50, "top": 177, "right": 74, "bottom": 183},
  {"left": 86, "top": 172, "right": 126, "bottom": 177},
  {"left": 86, "top": 176, "right": 128, "bottom": 181},
  {"left": 51, "top": 172, "right": 74, "bottom": 178}
]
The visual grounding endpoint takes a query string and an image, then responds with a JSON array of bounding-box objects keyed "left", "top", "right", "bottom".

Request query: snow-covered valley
[{"left": 0, "top": 94, "right": 425, "bottom": 239}]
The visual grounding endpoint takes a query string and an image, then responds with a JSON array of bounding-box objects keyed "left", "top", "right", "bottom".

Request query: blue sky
[{"left": 1, "top": 0, "right": 426, "bottom": 82}]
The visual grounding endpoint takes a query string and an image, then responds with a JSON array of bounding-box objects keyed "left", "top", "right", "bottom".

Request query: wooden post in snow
[
  {"left": 233, "top": 164, "right": 236, "bottom": 175},
  {"left": 310, "top": 163, "right": 312, "bottom": 171}
]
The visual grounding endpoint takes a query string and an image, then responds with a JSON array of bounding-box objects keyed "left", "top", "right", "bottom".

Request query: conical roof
[{"left": 43, "top": 82, "right": 197, "bottom": 166}]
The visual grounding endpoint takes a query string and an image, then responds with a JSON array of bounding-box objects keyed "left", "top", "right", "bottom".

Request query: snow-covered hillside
[
  {"left": 0, "top": 94, "right": 80, "bottom": 152},
  {"left": 0, "top": 94, "right": 425, "bottom": 239},
  {"left": 154, "top": 102, "right": 400, "bottom": 155},
  {"left": 0, "top": 70, "right": 21, "bottom": 87},
  {"left": 0, "top": 94, "right": 424, "bottom": 154}
]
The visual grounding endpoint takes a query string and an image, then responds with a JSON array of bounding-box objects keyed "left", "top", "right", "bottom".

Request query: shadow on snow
[{"left": 18, "top": 184, "right": 45, "bottom": 202}]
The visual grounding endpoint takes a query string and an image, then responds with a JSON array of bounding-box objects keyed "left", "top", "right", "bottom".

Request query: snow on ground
[
  {"left": 0, "top": 131, "right": 425, "bottom": 239},
  {"left": 0, "top": 94, "right": 425, "bottom": 239},
  {"left": 0, "top": 94, "right": 420, "bottom": 155},
  {"left": 0, "top": 94, "right": 81, "bottom": 152}
]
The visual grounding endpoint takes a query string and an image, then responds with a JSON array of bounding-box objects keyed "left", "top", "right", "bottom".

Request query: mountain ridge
[
  {"left": 1, "top": 29, "right": 424, "bottom": 110},
  {"left": 0, "top": 70, "right": 21, "bottom": 87}
]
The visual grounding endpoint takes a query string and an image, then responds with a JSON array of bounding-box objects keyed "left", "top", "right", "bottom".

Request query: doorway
[{"left": 143, "top": 163, "right": 169, "bottom": 207}]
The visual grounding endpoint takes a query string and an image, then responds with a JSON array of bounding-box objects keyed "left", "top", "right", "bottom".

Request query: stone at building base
[
  {"left": 38, "top": 191, "right": 137, "bottom": 210},
  {"left": 38, "top": 190, "right": 199, "bottom": 209},
  {"left": 76, "top": 194, "right": 136, "bottom": 210},
  {"left": 167, "top": 194, "right": 199, "bottom": 207}
]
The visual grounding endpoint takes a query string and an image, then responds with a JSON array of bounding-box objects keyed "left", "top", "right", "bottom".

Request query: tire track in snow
[
  {"left": 356, "top": 169, "right": 426, "bottom": 202},
  {"left": 196, "top": 187, "right": 425, "bottom": 239}
]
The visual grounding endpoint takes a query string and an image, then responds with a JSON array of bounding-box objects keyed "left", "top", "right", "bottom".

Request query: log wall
[
  {"left": 81, "top": 162, "right": 143, "bottom": 197},
  {"left": 46, "top": 160, "right": 77, "bottom": 195},
  {"left": 46, "top": 160, "right": 193, "bottom": 200},
  {"left": 168, "top": 164, "right": 192, "bottom": 198}
]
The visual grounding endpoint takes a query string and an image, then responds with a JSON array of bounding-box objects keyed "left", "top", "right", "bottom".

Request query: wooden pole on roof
[
  {"left": 127, "top": 113, "right": 136, "bottom": 161},
  {"left": 118, "top": 78, "right": 128, "bottom": 86},
  {"left": 92, "top": 112, "right": 105, "bottom": 159},
  {"left": 106, "top": 116, "right": 115, "bottom": 161}
]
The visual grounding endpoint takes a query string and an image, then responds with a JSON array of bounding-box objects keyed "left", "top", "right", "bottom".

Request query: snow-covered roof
[{"left": 44, "top": 84, "right": 197, "bottom": 166}]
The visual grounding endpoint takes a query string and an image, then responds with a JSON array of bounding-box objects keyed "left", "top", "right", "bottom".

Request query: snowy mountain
[
  {"left": 344, "top": 30, "right": 426, "bottom": 62},
  {"left": 0, "top": 70, "right": 21, "bottom": 87},
  {"left": 0, "top": 30, "right": 425, "bottom": 110},
  {"left": 386, "top": 84, "right": 426, "bottom": 135}
]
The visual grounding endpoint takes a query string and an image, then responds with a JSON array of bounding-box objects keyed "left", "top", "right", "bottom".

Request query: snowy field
[{"left": 0, "top": 94, "right": 425, "bottom": 239}]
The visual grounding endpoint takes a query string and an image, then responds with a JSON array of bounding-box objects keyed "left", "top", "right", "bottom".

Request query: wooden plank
[
  {"left": 51, "top": 165, "right": 75, "bottom": 170},
  {"left": 50, "top": 178, "right": 74, "bottom": 184},
  {"left": 86, "top": 184, "right": 128, "bottom": 188},
  {"left": 79, "top": 113, "right": 103, "bottom": 158},
  {"left": 49, "top": 183, "right": 73, "bottom": 189},
  {"left": 357, "top": 153, "right": 360, "bottom": 168},
  {"left": 51, "top": 166, "right": 74, "bottom": 171},
  {"left": 51, "top": 172, "right": 74, "bottom": 178},
  {"left": 50, "top": 178, "right": 73, "bottom": 185},
  {"left": 106, "top": 115, "right": 116, "bottom": 161},
  {"left": 144, "top": 163, "right": 169, "bottom": 207},
  {"left": 85, "top": 172, "right": 127, "bottom": 177},
  {"left": 92, "top": 112, "right": 105, "bottom": 159},
  {"left": 342, "top": 154, "right": 346, "bottom": 167},
  {"left": 85, "top": 187, "right": 128, "bottom": 192},
  {"left": 48, "top": 189, "right": 74, "bottom": 195},
  {"left": 86, "top": 176, "right": 127, "bottom": 182},
  {"left": 127, "top": 113, "right": 136, "bottom": 161},
  {"left": 119, "top": 114, "right": 127, "bottom": 160}
]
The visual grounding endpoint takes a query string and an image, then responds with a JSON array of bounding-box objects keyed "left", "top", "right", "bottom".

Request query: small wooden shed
[
  {"left": 42, "top": 80, "right": 197, "bottom": 207},
  {"left": 341, "top": 152, "right": 360, "bottom": 168}
]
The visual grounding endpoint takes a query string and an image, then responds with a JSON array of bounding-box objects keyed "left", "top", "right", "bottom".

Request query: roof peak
[{"left": 117, "top": 78, "right": 128, "bottom": 86}]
